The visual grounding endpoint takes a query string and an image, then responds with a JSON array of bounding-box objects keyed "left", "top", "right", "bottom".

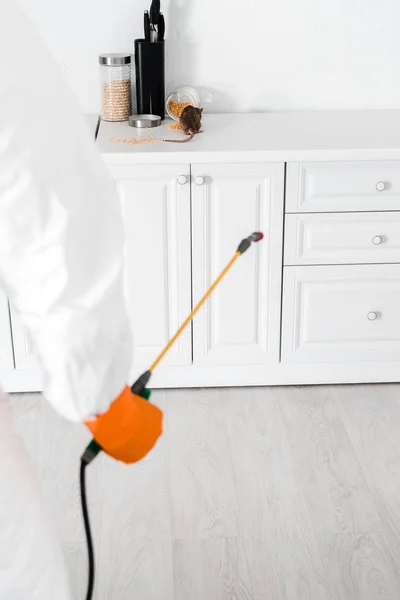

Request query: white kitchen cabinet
[
  {"left": 191, "top": 163, "right": 284, "bottom": 366},
  {"left": 9, "top": 306, "right": 39, "bottom": 370},
  {"left": 5, "top": 111, "right": 400, "bottom": 392},
  {"left": 282, "top": 264, "right": 400, "bottom": 364},
  {"left": 0, "top": 291, "right": 14, "bottom": 372},
  {"left": 0, "top": 299, "right": 42, "bottom": 392},
  {"left": 108, "top": 164, "right": 192, "bottom": 378}
]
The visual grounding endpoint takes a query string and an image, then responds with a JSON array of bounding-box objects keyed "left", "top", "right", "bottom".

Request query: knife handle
[
  {"left": 144, "top": 10, "right": 151, "bottom": 42},
  {"left": 158, "top": 13, "right": 165, "bottom": 41}
]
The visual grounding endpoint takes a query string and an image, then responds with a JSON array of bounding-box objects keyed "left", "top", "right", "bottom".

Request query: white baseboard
[{"left": 2, "top": 361, "right": 400, "bottom": 395}]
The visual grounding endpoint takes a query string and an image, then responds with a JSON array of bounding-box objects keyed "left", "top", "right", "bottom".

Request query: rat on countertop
[{"left": 163, "top": 106, "right": 203, "bottom": 143}]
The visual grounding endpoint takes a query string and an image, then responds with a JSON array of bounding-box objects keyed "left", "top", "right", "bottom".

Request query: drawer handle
[
  {"left": 367, "top": 311, "right": 378, "bottom": 321},
  {"left": 195, "top": 175, "right": 205, "bottom": 186},
  {"left": 177, "top": 175, "right": 188, "bottom": 185},
  {"left": 376, "top": 181, "right": 386, "bottom": 192},
  {"left": 372, "top": 235, "right": 383, "bottom": 245}
]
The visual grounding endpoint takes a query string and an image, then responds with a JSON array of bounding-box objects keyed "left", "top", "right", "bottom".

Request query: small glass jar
[
  {"left": 166, "top": 86, "right": 200, "bottom": 121},
  {"left": 99, "top": 54, "right": 132, "bottom": 122}
]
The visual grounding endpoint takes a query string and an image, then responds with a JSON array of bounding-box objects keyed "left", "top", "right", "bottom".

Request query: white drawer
[
  {"left": 284, "top": 212, "right": 400, "bottom": 265},
  {"left": 286, "top": 161, "right": 400, "bottom": 213},
  {"left": 282, "top": 264, "right": 400, "bottom": 363}
]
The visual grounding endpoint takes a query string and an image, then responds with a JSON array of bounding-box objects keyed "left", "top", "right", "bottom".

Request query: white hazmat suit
[{"left": 0, "top": 2, "right": 132, "bottom": 598}]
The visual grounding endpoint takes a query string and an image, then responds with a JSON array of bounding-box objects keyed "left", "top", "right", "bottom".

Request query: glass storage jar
[
  {"left": 166, "top": 86, "right": 200, "bottom": 120},
  {"left": 99, "top": 54, "right": 132, "bottom": 121}
]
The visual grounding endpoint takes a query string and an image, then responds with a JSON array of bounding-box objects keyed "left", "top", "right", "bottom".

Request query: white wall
[{"left": 20, "top": 0, "right": 400, "bottom": 114}]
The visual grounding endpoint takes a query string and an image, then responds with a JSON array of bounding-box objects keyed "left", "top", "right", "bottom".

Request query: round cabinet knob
[
  {"left": 195, "top": 175, "right": 205, "bottom": 186},
  {"left": 372, "top": 235, "right": 383, "bottom": 245},
  {"left": 367, "top": 311, "right": 378, "bottom": 321},
  {"left": 177, "top": 175, "right": 187, "bottom": 185},
  {"left": 376, "top": 181, "right": 386, "bottom": 192}
]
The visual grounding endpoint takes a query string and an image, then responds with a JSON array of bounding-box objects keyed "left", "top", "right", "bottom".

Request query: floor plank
[
  {"left": 332, "top": 383, "right": 400, "bottom": 412},
  {"left": 277, "top": 386, "right": 381, "bottom": 534},
  {"left": 317, "top": 533, "right": 400, "bottom": 600},
  {"left": 336, "top": 388, "right": 400, "bottom": 572},
  {"left": 224, "top": 388, "right": 329, "bottom": 599},
  {"left": 245, "top": 536, "right": 330, "bottom": 600},
  {"left": 173, "top": 538, "right": 252, "bottom": 600},
  {"left": 97, "top": 538, "right": 174, "bottom": 600},
  {"left": 223, "top": 387, "right": 307, "bottom": 536},
  {"left": 167, "top": 389, "right": 241, "bottom": 539}
]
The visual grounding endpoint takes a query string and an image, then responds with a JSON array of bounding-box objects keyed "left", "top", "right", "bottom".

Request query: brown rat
[{"left": 163, "top": 106, "right": 203, "bottom": 143}]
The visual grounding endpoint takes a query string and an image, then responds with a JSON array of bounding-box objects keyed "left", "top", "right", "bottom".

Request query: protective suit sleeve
[{"left": 0, "top": 1, "right": 133, "bottom": 421}]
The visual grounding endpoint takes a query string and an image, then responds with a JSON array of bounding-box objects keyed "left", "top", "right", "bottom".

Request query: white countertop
[{"left": 97, "top": 111, "right": 400, "bottom": 164}]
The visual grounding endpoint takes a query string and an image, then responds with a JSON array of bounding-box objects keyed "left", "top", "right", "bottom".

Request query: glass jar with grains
[
  {"left": 99, "top": 53, "right": 132, "bottom": 122},
  {"left": 166, "top": 86, "right": 200, "bottom": 121}
]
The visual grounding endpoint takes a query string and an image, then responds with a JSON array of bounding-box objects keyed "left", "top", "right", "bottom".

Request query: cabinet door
[
  {"left": 108, "top": 164, "right": 192, "bottom": 376},
  {"left": 191, "top": 163, "right": 284, "bottom": 366},
  {"left": 282, "top": 264, "right": 400, "bottom": 363},
  {"left": 0, "top": 291, "right": 14, "bottom": 371}
]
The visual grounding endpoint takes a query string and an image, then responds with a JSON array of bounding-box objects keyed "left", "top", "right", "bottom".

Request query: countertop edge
[{"left": 100, "top": 148, "right": 400, "bottom": 164}]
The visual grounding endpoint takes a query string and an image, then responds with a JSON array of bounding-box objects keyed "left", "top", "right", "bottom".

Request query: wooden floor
[{"left": 12, "top": 383, "right": 400, "bottom": 599}]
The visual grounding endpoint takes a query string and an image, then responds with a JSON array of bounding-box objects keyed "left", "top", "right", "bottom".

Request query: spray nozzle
[{"left": 237, "top": 231, "right": 264, "bottom": 254}]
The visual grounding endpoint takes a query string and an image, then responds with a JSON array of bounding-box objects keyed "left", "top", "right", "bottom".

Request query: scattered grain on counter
[
  {"left": 101, "top": 80, "right": 131, "bottom": 121},
  {"left": 111, "top": 131, "right": 161, "bottom": 145},
  {"left": 168, "top": 121, "right": 182, "bottom": 130},
  {"left": 168, "top": 100, "right": 193, "bottom": 119}
]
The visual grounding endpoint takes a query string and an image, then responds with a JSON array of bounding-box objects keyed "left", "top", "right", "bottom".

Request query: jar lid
[
  {"left": 129, "top": 115, "right": 161, "bottom": 128},
  {"left": 99, "top": 53, "right": 131, "bottom": 66}
]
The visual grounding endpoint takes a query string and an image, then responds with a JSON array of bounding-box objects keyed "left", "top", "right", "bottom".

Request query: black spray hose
[
  {"left": 80, "top": 461, "right": 94, "bottom": 600},
  {"left": 80, "top": 440, "right": 101, "bottom": 600}
]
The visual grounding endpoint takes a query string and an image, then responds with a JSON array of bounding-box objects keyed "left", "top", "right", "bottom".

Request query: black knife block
[{"left": 134, "top": 40, "right": 165, "bottom": 119}]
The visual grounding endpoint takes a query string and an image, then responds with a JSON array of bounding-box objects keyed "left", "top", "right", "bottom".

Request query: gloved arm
[{"left": 0, "top": 1, "right": 132, "bottom": 421}]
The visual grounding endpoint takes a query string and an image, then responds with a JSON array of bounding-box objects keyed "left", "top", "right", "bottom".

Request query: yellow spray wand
[{"left": 131, "top": 231, "right": 264, "bottom": 393}]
